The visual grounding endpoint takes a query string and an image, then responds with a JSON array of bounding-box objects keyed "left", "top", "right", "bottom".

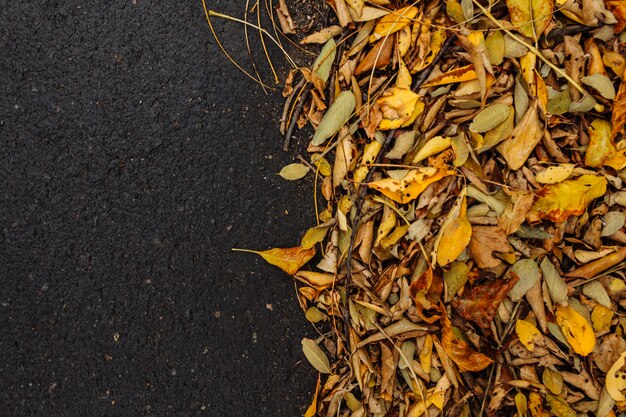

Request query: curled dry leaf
[
  {"left": 367, "top": 167, "right": 454, "bottom": 204},
  {"left": 374, "top": 87, "right": 425, "bottom": 130},
  {"left": 497, "top": 102, "right": 545, "bottom": 170}
]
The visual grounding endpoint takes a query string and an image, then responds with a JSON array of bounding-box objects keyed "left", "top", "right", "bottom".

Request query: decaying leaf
[
  {"left": 374, "top": 87, "right": 425, "bottom": 130},
  {"left": 526, "top": 174, "right": 607, "bottom": 223},
  {"left": 468, "top": 226, "right": 515, "bottom": 268},
  {"left": 441, "top": 314, "right": 494, "bottom": 372},
  {"left": 367, "top": 167, "right": 455, "bottom": 204},
  {"left": 452, "top": 274, "right": 519, "bottom": 330}
]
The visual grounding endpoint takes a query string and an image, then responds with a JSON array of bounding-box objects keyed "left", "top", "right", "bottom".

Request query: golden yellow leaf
[
  {"left": 441, "top": 314, "right": 494, "bottom": 372},
  {"left": 526, "top": 174, "right": 607, "bottom": 223},
  {"left": 606, "top": 351, "right": 626, "bottom": 402},
  {"left": 612, "top": 73, "right": 626, "bottom": 138},
  {"left": 605, "top": 148, "right": 626, "bottom": 171},
  {"left": 534, "top": 164, "right": 575, "bottom": 184},
  {"left": 515, "top": 319, "right": 542, "bottom": 352},
  {"left": 412, "top": 136, "right": 452, "bottom": 164},
  {"left": 420, "top": 334, "right": 433, "bottom": 374},
  {"left": 368, "top": 168, "right": 455, "bottom": 204},
  {"left": 304, "top": 374, "right": 321, "bottom": 417},
  {"left": 529, "top": 392, "right": 550, "bottom": 417},
  {"left": 422, "top": 64, "right": 477, "bottom": 87},
  {"left": 436, "top": 188, "right": 472, "bottom": 266},
  {"left": 555, "top": 304, "right": 596, "bottom": 356},
  {"left": 301, "top": 222, "right": 333, "bottom": 249},
  {"left": 234, "top": 246, "right": 316, "bottom": 275},
  {"left": 586, "top": 119, "right": 617, "bottom": 168},
  {"left": 497, "top": 103, "right": 545, "bottom": 170},
  {"left": 591, "top": 304, "right": 614, "bottom": 333},
  {"left": 506, "top": 0, "right": 554, "bottom": 39},
  {"left": 369, "top": 6, "right": 418, "bottom": 43},
  {"left": 376, "top": 87, "right": 425, "bottom": 130},
  {"left": 396, "top": 59, "right": 412, "bottom": 89}
]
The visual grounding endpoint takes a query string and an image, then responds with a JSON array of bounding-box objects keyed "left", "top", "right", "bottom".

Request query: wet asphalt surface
[{"left": 0, "top": 1, "right": 318, "bottom": 415}]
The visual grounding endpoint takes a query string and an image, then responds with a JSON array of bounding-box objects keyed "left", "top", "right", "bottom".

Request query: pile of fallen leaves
[{"left": 229, "top": 0, "right": 626, "bottom": 415}]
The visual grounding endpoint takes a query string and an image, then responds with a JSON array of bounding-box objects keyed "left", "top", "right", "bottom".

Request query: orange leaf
[
  {"left": 612, "top": 72, "right": 626, "bottom": 138},
  {"left": 441, "top": 314, "right": 494, "bottom": 372},
  {"left": 367, "top": 168, "right": 455, "bottom": 204},
  {"left": 422, "top": 65, "right": 478, "bottom": 87},
  {"left": 234, "top": 246, "right": 316, "bottom": 275},
  {"left": 451, "top": 274, "right": 519, "bottom": 330},
  {"left": 526, "top": 174, "right": 607, "bottom": 223}
]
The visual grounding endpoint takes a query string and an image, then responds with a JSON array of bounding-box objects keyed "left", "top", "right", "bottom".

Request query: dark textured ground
[{"left": 0, "top": 1, "right": 319, "bottom": 415}]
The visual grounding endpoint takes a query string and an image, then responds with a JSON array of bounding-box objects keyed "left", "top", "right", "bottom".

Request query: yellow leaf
[
  {"left": 412, "top": 136, "right": 452, "bottom": 164},
  {"left": 515, "top": 319, "right": 542, "bottom": 352},
  {"left": 397, "top": 59, "right": 412, "bottom": 89},
  {"left": 606, "top": 351, "right": 626, "bottom": 402},
  {"left": 234, "top": 246, "right": 316, "bottom": 275},
  {"left": 605, "top": 148, "right": 626, "bottom": 171},
  {"left": 506, "top": 0, "right": 554, "bottom": 40},
  {"left": 368, "top": 168, "right": 455, "bottom": 204},
  {"left": 369, "top": 6, "right": 418, "bottom": 43},
  {"left": 304, "top": 374, "right": 321, "bottom": 417},
  {"left": 534, "top": 164, "right": 575, "bottom": 184},
  {"left": 555, "top": 304, "right": 596, "bottom": 356},
  {"left": 446, "top": 0, "right": 466, "bottom": 23},
  {"left": 436, "top": 188, "right": 471, "bottom": 266},
  {"left": 422, "top": 64, "right": 477, "bottom": 87},
  {"left": 526, "top": 174, "right": 607, "bottom": 223},
  {"left": 301, "top": 222, "right": 333, "bottom": 249},
  {"left": 420, "top": 334, "right": 433, "bottom": 374},
  {"left": 497, "top": 102, "right": 545, "bottom": 170},
  {"left": 515, "top": 392, "right": 528, "bottom": 416},
  {"left": 529, "top": 392, "right": 550, "bottom": 417},
  {"left": 586, "top": 119, "right": 617, "bottom": 168},
  {"left": 591, "top": 304, "right": 614, "bottom": 333},
  {"left": 279, "top": 163, "right": 310, "bottom": 180},
  {"left": 376, "top": 87, "right": 425, "bottom": 130}
]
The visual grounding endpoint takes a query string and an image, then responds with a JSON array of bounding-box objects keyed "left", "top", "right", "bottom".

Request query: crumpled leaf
[
  {"left": 555, "top": 304, "right": 596, "bottom": 356},
  {"left": 279, "top": 163, "right": 310, "bottom": 180},
  {"left": 312, "top": 91, "right": 355, "bottom": 146},
  {"left": 236, "top": 246, "right": 316, "bottom": 275},
  {"left": 367, "top": 168, "right": 455, "bottom": 204},
  {"left": 452, "top": 274, "right": 519, "bottom": 330},
  {"left": 440, "top": 314, "right": 494, "bottom": 372},
  {"left": 526, "top": 174, "right": 607, "bottom": 223},
  {"left": 516, "top": 319, "right": 543, "bottom": 352},
  {"left": 375, "top": 87, "right": 425, "bottom": 130},
  {"left": 506, "top": 0, "right": 554, "bottom": 39},
  {"left": 498, "top": 102, "right": 545, "bottom": 170},
  {"left": 302, "top": 338, "right": 332, "bottom": 374},
  {"left": 586, "top": 119, "right": 617, "bottom": 168},
  {"left": 435, "top": 188, "right": 472, "bottom": 266},
  {"left": 369, "top": 6, "right": 418, "bottom": 43},
  {"left": 468, "top": 226, "right": 515, "bottom": 268}
]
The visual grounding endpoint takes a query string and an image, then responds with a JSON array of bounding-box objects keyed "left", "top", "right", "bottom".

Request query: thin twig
[
  {"left": 280, "top": 77, "right": 306, "bottom": 135},
  {"left": 284, "top": 88, "right": 311, "bottom": 151}
]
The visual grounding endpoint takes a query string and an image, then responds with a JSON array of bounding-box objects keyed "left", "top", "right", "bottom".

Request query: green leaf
[
  {"left": 507, "top": 259, "right": 540, "bottom": 302},
  {"left": 312, "top": 38, "right": 336, "bottom": 82},
  {"left": 301, "top": 338, "right": 332, "bottom": 374},
  {"left": 540, "top": 257, "right": 568, "bottom": 305},
  {"left": 469, "top": 104, "right": 512, "bottom": 133},
  {"left": 312, "top": 91, "right": 356, "bottom": 146}
]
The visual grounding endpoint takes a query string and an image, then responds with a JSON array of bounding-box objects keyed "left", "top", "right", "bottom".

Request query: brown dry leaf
[
  {"left": 468, "top": 226, "right": 515, "bottom": 268},
  {"left": 594, "top": 334, "right": 626, "bottom": 373},
  {"left": 526, "top": 174, "right": 607, "bottom": 223},
  {"left": 276, "top": 0, "right": 296, "bottom": 34},
  {"left": 452, "top": 274, "right": 519, "bottom": 330},
  {"left": 235, "top": 246, "right": 315, "bottom": 275},
  {"left": 497, "top": 102, "right": 545, "bottom": 170},
  {"left": 440, "top": 314, "right": 494, "bottom": 372},
  {"left": 300, "top": 26, "right": 343, "bottom": 44},
  {"left": 435, "top": 188, "right": 472, "bottom": 266},
  {"left": 499, "top": 192, "right": 535, "bottom": 235},
  {"left": 613, "top": 72, "right": 626, "bottom": 138},
  {"left": 506, "top": 0, "right": 554, "bottom": 39},
  {"left": 367, "top": 168, "right": 455, "bottom": 204}
]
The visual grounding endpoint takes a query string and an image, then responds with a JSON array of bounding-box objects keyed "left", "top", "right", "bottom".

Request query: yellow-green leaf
[
  {"left": 302, "top": 337, "right": 332, "bottom": 374},
  {"left": 506, "top": 0, "right": 554, "bottom": 39},
  {"left": 279, "top": 163, "right": 310, "bottom": 180}
]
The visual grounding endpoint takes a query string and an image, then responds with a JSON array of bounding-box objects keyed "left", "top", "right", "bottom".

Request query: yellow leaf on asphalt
[
  {"left": 506, "top": 0, "right": 554, "bottom": 39},
  {"left": 302, "top": 337, "right": 332, "bottom": 374},
  {"left": 369, "top": 6, "right": 418, "bottom": 43},
  {"left": 526, "top": 174, "right": 607, "bottom": 223},
  {"left": 368, "top": 168, "right": 455, "bottom": 204},
  {"left": 436, "top": 188, "right": 471, "bottom": 266},
  {"left": 555, "top": 304, "right": 596, "bottom": 356},
  {"left": 235, "top": 246, "right": 316, "bottom": 275},
  {"left": 279, "top": 163, "right": 310, "bottom": 180},
  {"left": 515, "top": 319, "right": 542, "bottom": 352}
]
